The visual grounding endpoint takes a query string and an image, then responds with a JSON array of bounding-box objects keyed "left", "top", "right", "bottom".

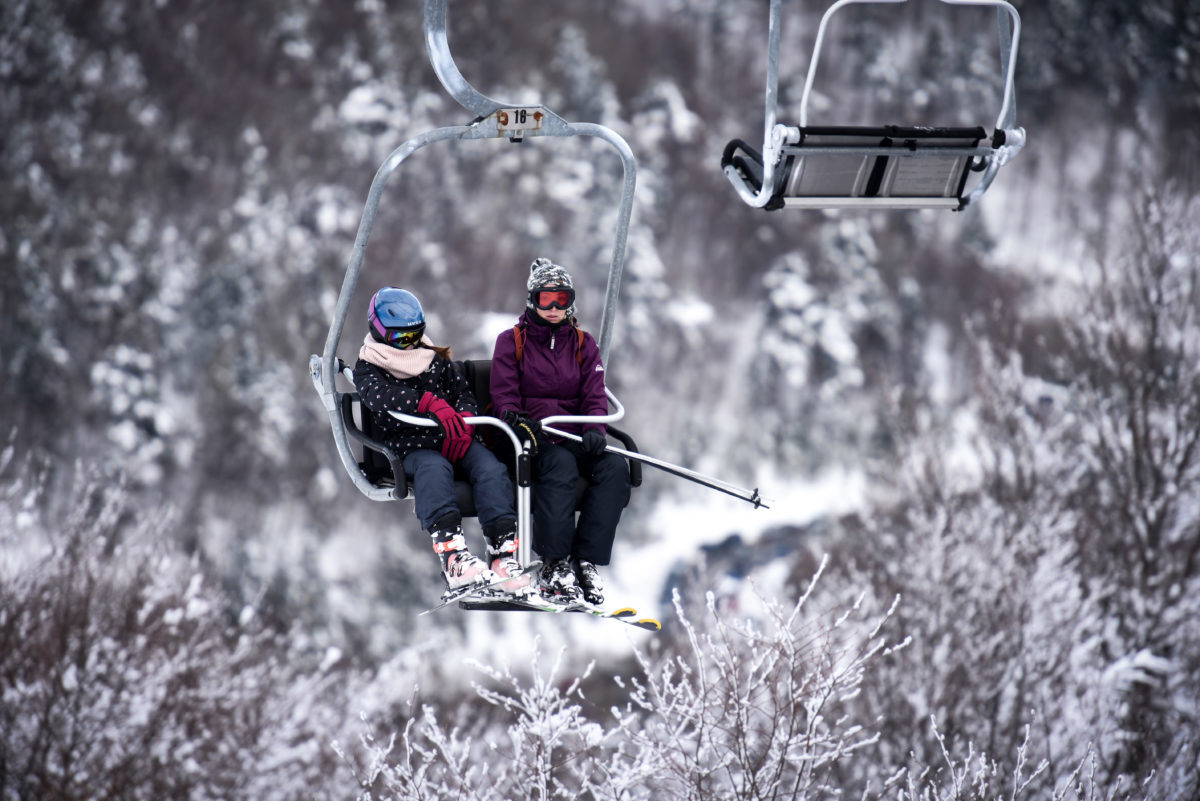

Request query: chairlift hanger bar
[
  {"left": 424, "top": 0, "right": 499, "bottom": 119},
  {"left": 422, "top": 0, "right": 635, "bottom": 367},
  {"left": 798, "top": 0, "right": 1021, "bottom": 131}
]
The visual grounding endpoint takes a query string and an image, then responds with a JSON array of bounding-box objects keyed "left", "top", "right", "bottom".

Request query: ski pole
[{"left": 542, "top": 425, "right": 771, "bottom": 509}]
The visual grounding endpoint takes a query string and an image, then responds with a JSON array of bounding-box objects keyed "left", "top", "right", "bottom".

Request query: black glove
[
  {"left": 581, "top": 429, "right": 608, "bottom": 457},
  {"left": 503, "top": 410, "right": 543, "bottom": 455}
]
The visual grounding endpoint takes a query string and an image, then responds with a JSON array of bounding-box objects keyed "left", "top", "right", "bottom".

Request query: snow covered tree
[
  {"left": 809, "top": 184, "right": 1200, "bottom": 800},
  {"left": 1045, "top": 187, "right": 1200, "bottom": 787},
  {"left": 746, "top": 219, "right": 901, "bottom": 473},
  {"left": 613, "top": 581, "right": 899, "bottom": 801},
  {"left": 0, "top": 458, "right": 359, "bottom": 800}
]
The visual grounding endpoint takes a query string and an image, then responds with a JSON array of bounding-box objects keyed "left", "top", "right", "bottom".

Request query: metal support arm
[{"left": 390, "top": 412, "right": 535, "bottom": 566}]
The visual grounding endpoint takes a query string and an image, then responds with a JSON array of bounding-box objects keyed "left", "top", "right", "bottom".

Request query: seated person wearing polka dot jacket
[{"left": 354, "top": 287, "right": 531, "bottom": 597}]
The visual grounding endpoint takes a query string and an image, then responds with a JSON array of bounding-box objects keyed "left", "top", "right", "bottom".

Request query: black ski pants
[{"left": 531, "top": 439, "right": 630, "bottom": 565}]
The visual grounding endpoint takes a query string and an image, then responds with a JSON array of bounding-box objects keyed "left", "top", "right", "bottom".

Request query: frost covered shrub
[
  {"left": 0, "top": 465, "right": 353, "bottom": 801},
  {"left": 614, "top": 577, "right": 901, "bottom": 801},
  {"left": 819, "top": 469, "right": 1104, "bottom": 799},
  {"left": 814, "top": 187, "right": 1200, "bottom": 800},
  {"left": 341, "top": 568, "right": 1128, "bottom": 801},
  {"left": 337, "top": 651, "right": 641, "bottom": 801},
  {"left": 1046, "top": 189, "right": 1200, "bottom": 793},
  {"left": 339, "top": 565, "right": 903, "bottom": 801}
]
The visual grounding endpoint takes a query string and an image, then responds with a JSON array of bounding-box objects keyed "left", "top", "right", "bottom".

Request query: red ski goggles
[{"left": 530, "top": 288, "right": 575, "bottom": 310}]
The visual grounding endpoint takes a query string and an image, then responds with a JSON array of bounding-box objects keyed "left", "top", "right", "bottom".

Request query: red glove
[{"left": 417, "top": 392, "right": 474, "bottom": 462}]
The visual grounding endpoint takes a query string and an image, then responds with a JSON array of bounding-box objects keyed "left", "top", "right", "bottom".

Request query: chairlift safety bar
[
  {"left": 540, "top": 388, "right": 626, "bottom": 428},
  {"left": 386, "top": 412, "right": 536, "bottom": 565}
]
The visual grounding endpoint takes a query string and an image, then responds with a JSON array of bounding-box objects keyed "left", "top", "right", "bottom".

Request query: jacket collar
[{"left": 521, "top": 311, "right": 571, "bottom": 342}]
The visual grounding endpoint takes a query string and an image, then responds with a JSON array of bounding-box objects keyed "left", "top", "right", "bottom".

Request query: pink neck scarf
[{"left": 359, "top": 334, "right": 437, "bottom": 379}]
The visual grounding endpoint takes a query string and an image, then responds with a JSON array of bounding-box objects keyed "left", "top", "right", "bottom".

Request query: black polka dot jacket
[{"left": 353, "top": 355, "right": 479, "bottom": 461}]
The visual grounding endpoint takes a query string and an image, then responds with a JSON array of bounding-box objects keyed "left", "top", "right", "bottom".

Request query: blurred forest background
[{"left": 3, "top": 0, "right": 1200, "bottom": 798}]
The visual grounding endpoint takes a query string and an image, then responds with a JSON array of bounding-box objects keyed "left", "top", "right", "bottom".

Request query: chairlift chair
[
  {"left": 308, "top": 0, "right": 640, "bottom": 570},
  {"left": 722, "top": 0, "right": 1026, "bottom": 211}
]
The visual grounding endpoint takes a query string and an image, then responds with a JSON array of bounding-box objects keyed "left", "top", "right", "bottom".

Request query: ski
[
  {"left": 459, "top": 592, "right": 565, "bottom": 613},
  {"left": 458, "top": 592, "right": 661, "bottom": 630},
  {"left": 568, "top": 603, "right": 662, "bottom": 631},
  {"left": 419, "top": 560, "right": 543, "bottom": 615}
]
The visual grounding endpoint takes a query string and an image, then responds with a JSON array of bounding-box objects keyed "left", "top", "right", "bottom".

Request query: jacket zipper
[{"left": 550, "top": 333, "right": 556, "bottom": 350}]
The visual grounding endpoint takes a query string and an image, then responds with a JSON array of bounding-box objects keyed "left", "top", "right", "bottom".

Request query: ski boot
[
  {"left": 484, "top": 519, "right": 534, "bottom": 596},
  {"left": 574, "top": 559, "right": 605, "bottom": 606},
  {"left": 429, "top": 513, "right": 495, "bottom": 591},
  {"left": 539, "top": 558, "right": 583, "bottom": 604}
]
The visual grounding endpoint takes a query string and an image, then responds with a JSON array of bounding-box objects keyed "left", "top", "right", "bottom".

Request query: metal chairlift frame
[
  {"left": 308, "top": 0, "right": 640, "bottom": 571},
  {"left": 310, "top": 0, "right": 770, "bottom": 573},
  {"left": 722, "top": 0, "right": 1026, "bottom": 211}
]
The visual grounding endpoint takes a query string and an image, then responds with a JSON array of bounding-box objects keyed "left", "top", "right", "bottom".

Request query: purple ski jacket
[{"left": 490, "top": 313, "right": 608, "bottom": 438}]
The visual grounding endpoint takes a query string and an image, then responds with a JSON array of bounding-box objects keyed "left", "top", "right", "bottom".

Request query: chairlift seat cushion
[{"left": 779, "top": 125, "right": 987, "bottom": 207}]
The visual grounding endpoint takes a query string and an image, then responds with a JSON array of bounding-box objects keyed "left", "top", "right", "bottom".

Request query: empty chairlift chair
[{"left": 722, "top": 0, "right": 1026, "bottom": 211}]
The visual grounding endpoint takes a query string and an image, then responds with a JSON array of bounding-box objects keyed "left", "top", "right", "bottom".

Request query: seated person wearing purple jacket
[{"left": 489, "top": 258, "right": 631, "bottom": 605}]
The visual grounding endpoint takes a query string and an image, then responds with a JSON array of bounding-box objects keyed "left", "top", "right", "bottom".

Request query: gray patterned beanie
[{"left": 526, "top": 257, "right": 576, "bottom": 317}]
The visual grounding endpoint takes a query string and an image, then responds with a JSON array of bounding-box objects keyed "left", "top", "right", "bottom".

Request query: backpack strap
[
  {"left": 512, "top": 324, "right": 525, "bottom": 364},
  {"left": 512, "top": 323, "right": 586, "bottom": 366}
]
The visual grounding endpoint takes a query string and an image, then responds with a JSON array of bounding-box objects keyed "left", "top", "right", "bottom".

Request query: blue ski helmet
[{"left": 368, "top": 287, "right": 426, "bottom": 348}]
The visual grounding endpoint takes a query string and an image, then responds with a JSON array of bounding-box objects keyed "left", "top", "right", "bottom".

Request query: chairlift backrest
[{"left": 722, "top": 0, "right": 1026, "bottom": 211}]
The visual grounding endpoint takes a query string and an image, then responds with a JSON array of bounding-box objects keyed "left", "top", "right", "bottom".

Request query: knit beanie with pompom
[{"left": 526, "top": 257, "right": 576, "bottom": 317}]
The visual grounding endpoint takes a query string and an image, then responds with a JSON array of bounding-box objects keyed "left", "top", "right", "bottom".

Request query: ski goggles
[
  {"left": 530, "top": 287, "right": 575, "bottom": 310},
  {"left": 383, "top": 324, "right": 425, "bottom": 348}
]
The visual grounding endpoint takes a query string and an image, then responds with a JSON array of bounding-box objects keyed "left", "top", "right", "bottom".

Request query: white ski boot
[
  {"left": 485, "top": 520, "right": 534, "bottom": 596},
  {"left": 430, "top": 515, "right": 495, "bottom": 591}
]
